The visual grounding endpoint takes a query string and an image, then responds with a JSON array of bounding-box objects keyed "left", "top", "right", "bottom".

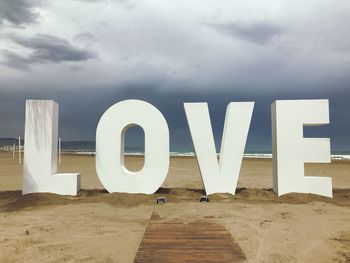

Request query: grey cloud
[
  {"left": 73, "top": 0, "right": 135, "bottom": 10},
  {"left": 74, "top": 32, "right": 96, "bottom": 43},
  {"left": 73, "top": 0, "right": 105, "bottom": 2},
  {"left": 1, "top": 50, "right": 31, "bottom": 70},
  {"left": 2, "top": 34, "right": 97, "bottom": 69},
  {"left": 74, "top": 0, "right": 130, "bottom": 2},
  {"left": 208, "top": 21, "right": 283, "bottom": 45},
  {"left": 0, "top": 1, "right": 349, "bottom": 151},
  {"left": 0, "top": 0, "right": 41, "bottom": 27}
]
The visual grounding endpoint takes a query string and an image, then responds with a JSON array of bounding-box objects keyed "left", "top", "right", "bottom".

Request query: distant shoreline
[
  {"left": 55, "top": 151, "right": 350, "bottom": 160},
  {"left": 4, "top": 149, "right": 349, "bottom": 160}
]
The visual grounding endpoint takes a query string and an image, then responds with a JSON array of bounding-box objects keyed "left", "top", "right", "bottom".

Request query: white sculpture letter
[
  {"left": 96, "top": 100, "right": 169, "bottom": 194},
  {"left": 184, "top": 102, "right": 254, "bottom": 195},
  {"left": 23, "top": 100, "right": 81, "bottom": 195},
  {"left": 272, "top": 99, "right": 332, "bottom": 197}
]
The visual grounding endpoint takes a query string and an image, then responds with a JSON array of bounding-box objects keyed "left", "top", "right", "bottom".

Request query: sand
[{"left": 0, "top": 152, "right": 349, "bottom": 262}]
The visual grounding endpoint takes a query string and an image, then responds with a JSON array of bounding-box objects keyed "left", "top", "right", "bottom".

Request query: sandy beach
[{"left": 0, "top": 152, "right": 349, "bottom": 262}]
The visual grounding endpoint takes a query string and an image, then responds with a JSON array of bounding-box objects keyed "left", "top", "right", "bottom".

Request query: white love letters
[
  {"left": 21, "top": 99, "right": 333, "bottom": 198},
  {"left": 96, "top": 100, "right": 169, "bottom": 194},
  {"left": 272, "top": 100, "right": 332, "bottom": 197},
  {"left": 184, "top": 102, "right": 254, "bottom": 195},
  {"left": 23, "top": 100, "right": 80, "bottom": 195}
]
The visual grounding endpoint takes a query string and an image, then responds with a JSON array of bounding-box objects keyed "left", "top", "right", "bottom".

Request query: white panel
[
  {"left": 272, "top": 99, "right": 332, "bottom": 198},
  {"left": 23, "top": 100, "right": 80, "bottom": 195},
  {"left": 184, "top": 102, "right": 254, "bottom": 195},
  {"left": 96, "top": 100, "right": 169, "bottom": 194}
]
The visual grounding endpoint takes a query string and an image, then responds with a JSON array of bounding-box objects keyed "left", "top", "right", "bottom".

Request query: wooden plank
[{"left": 134, "top": 213, "right": 246, "bottom": 263}]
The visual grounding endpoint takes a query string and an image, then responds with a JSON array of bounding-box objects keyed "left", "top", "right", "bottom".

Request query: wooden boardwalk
[{"left": 134, "top": 213, "right": 246, "bottom": 263}]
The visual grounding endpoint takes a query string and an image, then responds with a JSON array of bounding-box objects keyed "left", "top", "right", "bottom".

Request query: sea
[{"left": 0, "top": 138, "right": 349, "bottom": 160}]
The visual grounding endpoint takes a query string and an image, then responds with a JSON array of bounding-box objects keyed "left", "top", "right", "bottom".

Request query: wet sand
[{"left": 0, "top": 152, "right": 349, "bottom": 262}]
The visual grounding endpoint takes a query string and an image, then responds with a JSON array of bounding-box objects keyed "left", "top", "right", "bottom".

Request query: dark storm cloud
[
  {"left": 2, "top": 34, "right": 98, "bottom": 69},
  {"left": 0, "top": 79, "right": 349, "bottom": 152},
  {"left": 207, "top": 21, "right": 283, "bottom": 45},
  {"left": 0, "top": 0, "right": 41, "bottom": 27}
]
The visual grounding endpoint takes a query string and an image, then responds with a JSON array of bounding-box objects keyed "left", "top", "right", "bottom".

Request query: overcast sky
[{"left": 0, "top": 0, "right": 349, "bottom": 151}]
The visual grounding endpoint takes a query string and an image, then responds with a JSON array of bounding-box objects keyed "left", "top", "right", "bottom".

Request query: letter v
[{"left": 184, "top": 102, "right": 254, "bottom": 195}]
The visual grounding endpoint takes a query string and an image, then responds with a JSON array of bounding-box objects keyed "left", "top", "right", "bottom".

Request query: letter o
[{"left": 96, "top": 100, "right": 169, "bottom": 194}]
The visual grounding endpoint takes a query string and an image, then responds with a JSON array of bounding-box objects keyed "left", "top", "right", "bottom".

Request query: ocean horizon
[{"left": 1, "top": 138, "right": 349, "bottom": 160}]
